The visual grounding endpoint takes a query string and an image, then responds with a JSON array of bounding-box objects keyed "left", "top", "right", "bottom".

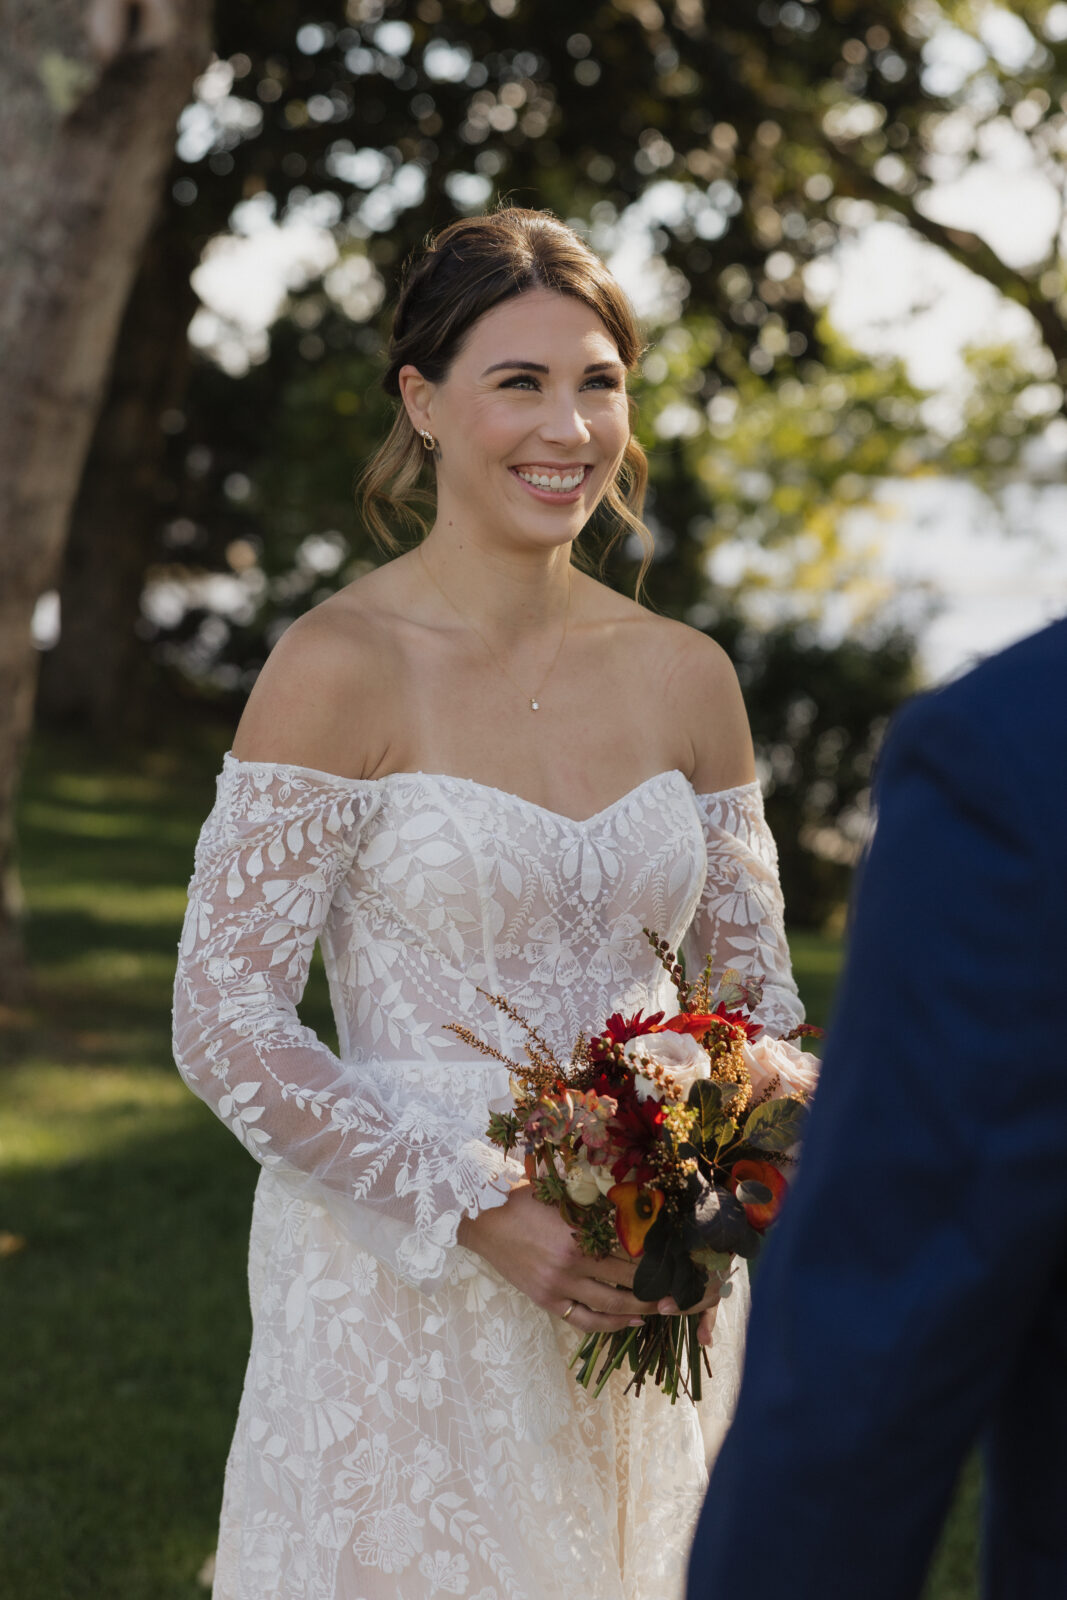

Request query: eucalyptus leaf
[
  {"left": 631, "top": 1211, "right": 674, "bottom": 1300},
  {"left": 681, "top": 1185, "right": 761, "bottom": 1259},
  {"left": 735, "top": 1179, "right": 773, "bottom": 1206},
  {"left": 741, "top": 1096, "right": 807, "bottom": 1153},
  {"left": 687, "top": 1078, "right": 726, "bottom": 1149},
  {"left": 633, "top": 1244, "right": 676, "bottom": 1302},
  {"left": 691, "top": 1246, "right": 734, "bottom": 1277},
  {"left": 671, "top": 1253, "right": 707, "bottom": 1313}
]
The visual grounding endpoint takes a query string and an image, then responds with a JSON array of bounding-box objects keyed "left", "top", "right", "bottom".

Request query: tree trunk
[
  {"left": 36, "top": 200, "right": 200, "bottom": 740},
  {"left": 0, "top": 0, "right": 213, "bottom": 999}
]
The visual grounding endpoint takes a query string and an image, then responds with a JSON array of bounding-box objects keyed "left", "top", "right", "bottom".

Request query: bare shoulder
[
  {"left": 576, "top": 577, "right": 755, "bottom": 791},
  {"left": 230, "top": 574, "right": 399, "bottom": 777},
  {"left": 630, "top": 606, "right": 755, "bottom": 794}
]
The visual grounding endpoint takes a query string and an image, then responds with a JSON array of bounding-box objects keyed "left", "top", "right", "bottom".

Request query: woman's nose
[{"left": 539, "top": 393, "right": 592, "bottom": 444}]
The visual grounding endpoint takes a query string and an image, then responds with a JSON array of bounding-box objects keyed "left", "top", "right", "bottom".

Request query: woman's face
[{"left": 406, "top": 287, "right": 631, "bottom": 552}]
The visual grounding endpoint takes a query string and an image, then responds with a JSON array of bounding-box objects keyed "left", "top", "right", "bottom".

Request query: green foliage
[
  {"left": 573, "top": 1200, "right": 625, "bottom": 1260},
  {"left": 685, "top": 1076, "right": 727, "bottom": 1148},
  {"left": 734, "top": 1177, "right": 773, "bottom": 1206},
  {"left": 88, "top": 0, "right": 1067, "bottom": 929},
  {"left": 741, "top": 1096, "right": 808, "bottom": 1153},
  {"left": 712, "top": 616, "right": 919, "bottom": 926},
  {"left": 631, "top": 1211, "right": 677, "bottom": 1302},
  {"left": 669, "top": 1251, "right": 707, "bottom": 1314},
  {"left": 485, "top": 1108, "right": 520, "bottom": 1153},
  {"left": 532, "top": 1169, "right": 567, "bottom": 1207},
  {"left": 681, "top": 1183, "right": 762, "bottom": 1259}
]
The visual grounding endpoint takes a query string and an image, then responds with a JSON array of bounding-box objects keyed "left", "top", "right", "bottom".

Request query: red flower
[
  {"left": 590, "top": 1009, "right": 665, "bottom": 1063},
  {"left": 706, "top": 1002, "right": 763, "bottom": 1042},
  {"left": 616, "top": 1006, "right": 763, "bottom": 1044},
  {"left": 605, "top": 1087, "right": 667, "bottom": 1186},
  {"left": 658, "top": 1011, "right": 721, "bottom": 1038},
  {"left": 730, "top": 1159, "right": 787, "bottom": 1231}
]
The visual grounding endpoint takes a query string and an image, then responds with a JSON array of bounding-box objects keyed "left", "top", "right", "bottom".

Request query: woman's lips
[{"left": 509, "top": 464, "right": 591, "bottom": 504}]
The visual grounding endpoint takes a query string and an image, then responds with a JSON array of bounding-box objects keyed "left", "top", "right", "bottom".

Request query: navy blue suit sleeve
[{"left": 687, "top": 675, "right": 1067, "bottom": 1600}]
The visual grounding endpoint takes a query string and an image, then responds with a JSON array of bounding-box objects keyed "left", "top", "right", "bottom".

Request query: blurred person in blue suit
[{"left": 687, "top": 617, "right": 1067, "bottom": 1600}]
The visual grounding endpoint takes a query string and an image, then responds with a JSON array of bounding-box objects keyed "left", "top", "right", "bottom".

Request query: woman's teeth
[{"left": 516, "top": 467, "right": 586, "bottom": 493}]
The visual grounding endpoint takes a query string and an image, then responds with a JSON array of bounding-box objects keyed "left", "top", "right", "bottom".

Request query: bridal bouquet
[{"left": 448, "top": 931, "right": 821, "bottom": 1405}]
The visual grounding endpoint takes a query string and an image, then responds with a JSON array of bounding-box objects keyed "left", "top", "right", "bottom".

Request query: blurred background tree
[
  {"left": 0, "top": 0, "right": 212, "bottom": 997},
  {"left": 21, "top": 0, "right": 1067, "bottom": 947}
]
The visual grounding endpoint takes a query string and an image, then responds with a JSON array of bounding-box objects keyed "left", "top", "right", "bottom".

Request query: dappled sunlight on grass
[
  {"left": 2, "top": 1065, "right": 199, "bottom": 1173},
  {"left": 25, "top": 880, "right": 189, "bottom": 922}
]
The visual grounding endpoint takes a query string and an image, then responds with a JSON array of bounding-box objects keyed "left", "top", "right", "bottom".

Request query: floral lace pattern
[{"left": 174, "top": 757, "right": 805, "bottom": 1600}]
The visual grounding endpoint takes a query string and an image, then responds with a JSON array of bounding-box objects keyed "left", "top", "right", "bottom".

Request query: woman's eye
[{"left": 499, "top": 374, "right": 621, "bottom": 392}]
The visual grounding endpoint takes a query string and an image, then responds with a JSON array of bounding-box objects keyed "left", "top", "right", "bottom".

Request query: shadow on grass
[{"left": 0, "top": 1105, "right": 257, "bottom": 1600}]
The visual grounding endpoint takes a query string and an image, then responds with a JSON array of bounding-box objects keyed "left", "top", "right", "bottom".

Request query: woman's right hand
[{"left": 458, "top": 1182, "right": 661, "bottom": 1334}]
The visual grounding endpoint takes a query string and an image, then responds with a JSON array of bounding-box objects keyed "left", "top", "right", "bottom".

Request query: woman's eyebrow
[
  {"left": 482, "top": 360, "right": 550, "bottom": 375},
  {"left": 481, "top": 358, "right": 624, "bottom": 376}
]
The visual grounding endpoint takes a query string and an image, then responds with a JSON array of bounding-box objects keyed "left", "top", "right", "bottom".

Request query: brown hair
[{"left": 357, "top": 207, "right": 653, "bottom": 593}]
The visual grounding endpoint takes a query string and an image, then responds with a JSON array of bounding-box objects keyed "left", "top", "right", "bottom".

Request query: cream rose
[
  {"left": 622, "top": 1029, "right": 713, "bottom": 1102},
  {"left": 563, "top": 1154, "right": 601, "bottom": 1206},
  {"left": 743, "top": 1036, "right": 820, "bottom": 1101}
]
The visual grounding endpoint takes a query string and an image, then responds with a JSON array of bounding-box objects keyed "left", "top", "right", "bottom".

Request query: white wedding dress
[{"left": 173, "top": 755, "right": 808, "bottom": 1600}]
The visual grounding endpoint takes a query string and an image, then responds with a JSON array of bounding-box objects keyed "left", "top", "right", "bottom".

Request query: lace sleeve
[
  {"left": 683, "top": 781, "right": 818, "bottom": 1098},
  {"left": 172, "top": 758, "right": 515, "bottom": 1290}
]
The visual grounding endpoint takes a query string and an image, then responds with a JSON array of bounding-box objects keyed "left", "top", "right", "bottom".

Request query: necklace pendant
[{"left": 530, "top": 699, "right": 540, "bottom": 712}]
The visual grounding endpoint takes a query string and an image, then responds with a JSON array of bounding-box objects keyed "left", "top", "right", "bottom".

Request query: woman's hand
[
  {"left": 654, "top": 1273, "right": 726, "bottom": 1347},
  {"left": 458, "top": 1182, "right": 661, "bottom": 1335}
]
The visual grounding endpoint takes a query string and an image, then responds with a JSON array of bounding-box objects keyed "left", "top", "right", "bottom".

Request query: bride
[{"left": 173, "top": 207, "right": 815, "bottom": 1600}]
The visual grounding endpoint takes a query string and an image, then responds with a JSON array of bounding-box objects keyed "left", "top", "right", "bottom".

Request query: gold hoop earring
[{"left": 419, "top": 430, "right": 437, "bottom": 451}]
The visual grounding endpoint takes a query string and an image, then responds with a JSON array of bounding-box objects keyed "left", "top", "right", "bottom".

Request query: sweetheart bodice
[{"left": 199, "top": 756, "right": 716, "bottom": 1079}]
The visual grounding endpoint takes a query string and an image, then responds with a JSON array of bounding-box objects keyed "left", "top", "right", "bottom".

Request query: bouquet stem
[{"left": 569, "top": 1314, "right": 711, "bottom": 1405}]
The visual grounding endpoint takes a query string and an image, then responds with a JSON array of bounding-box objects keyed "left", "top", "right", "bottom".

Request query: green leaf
[
  {"left": 691, "top": 1246, "right": 734, "bottom": 1278},
  {"left": 532, "top": 1172, "right": 566, "bottom": 1207},
  {"left": 687, "top": 1078, "right": 726, "bottom": 1148},
  {"left": 741, "top": 1096, "right": 807, "bottom": 1153},
  {"left": 634, "top": 1249, "right": 675, "bottom": 1302},
  {"left": 670, "top": 1253, "right": 707, "bottom": 1313},
  {"left": 632, "top": 1211, "right": 675, "bottom": 1300},
  {"left": 485, "top": 1110, "right": 520, "bottom": 1152},
  {"left": 681, "top": 1185, "right": 761, "bottom": 1259}
]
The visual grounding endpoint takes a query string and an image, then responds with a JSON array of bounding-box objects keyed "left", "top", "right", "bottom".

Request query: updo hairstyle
[{"left": 358, "top": 207, "right": 653, "bottom": 588}]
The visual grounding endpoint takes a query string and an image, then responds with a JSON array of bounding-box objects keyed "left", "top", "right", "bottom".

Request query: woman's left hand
[
  {"left": 655, "top": 1275, "right": 725, "bottom": 1347},
  {"left": 606, "top": 1251, "right": 726, "bottom": 1346}
]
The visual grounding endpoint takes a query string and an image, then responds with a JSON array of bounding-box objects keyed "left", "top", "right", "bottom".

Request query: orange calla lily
[
  {"left": 608, "top": 1182, "right": 665, "bottom": 1257},
  {"left": 730, "top": 1159, "right": 787, "bottom": 1232}
]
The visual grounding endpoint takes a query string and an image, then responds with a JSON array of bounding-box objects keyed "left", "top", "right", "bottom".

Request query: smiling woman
[
  {"left": 173, "top": 207, "right": 813, "bottom": 1600},
  {"left": 360, "top": 207, "right": 650, "bottom": 584}
]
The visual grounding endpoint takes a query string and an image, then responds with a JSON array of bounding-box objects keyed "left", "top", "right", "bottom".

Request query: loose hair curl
[{"left": 357, "top": 207, "right": 653, "bottom": 595}]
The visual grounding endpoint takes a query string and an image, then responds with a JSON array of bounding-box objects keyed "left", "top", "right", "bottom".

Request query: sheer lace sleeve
[
  {"left": 683, "top": 781, "right": 818, "bottom": 1098},
  {"left": 172, "top": 757, "right": 516, "bottom": 1291}
]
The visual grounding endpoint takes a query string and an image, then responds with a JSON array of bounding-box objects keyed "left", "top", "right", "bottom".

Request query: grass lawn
[{"left": 0, "top": 735, "right": 979, "bottom": 1597}]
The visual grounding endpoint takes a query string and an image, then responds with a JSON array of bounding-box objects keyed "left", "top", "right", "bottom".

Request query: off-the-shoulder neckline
[{"left": 222, "top": 752, "right": 761, "bottom": 829}]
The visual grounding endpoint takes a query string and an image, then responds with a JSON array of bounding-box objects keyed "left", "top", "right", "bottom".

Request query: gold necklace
[{"left": 417, "top": 546, "right": 572, "bottom": 713}]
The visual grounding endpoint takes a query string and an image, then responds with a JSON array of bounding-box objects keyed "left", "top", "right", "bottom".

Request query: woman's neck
[{"left": 418, "top": 519, "right": 574, "bottom": 636}]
